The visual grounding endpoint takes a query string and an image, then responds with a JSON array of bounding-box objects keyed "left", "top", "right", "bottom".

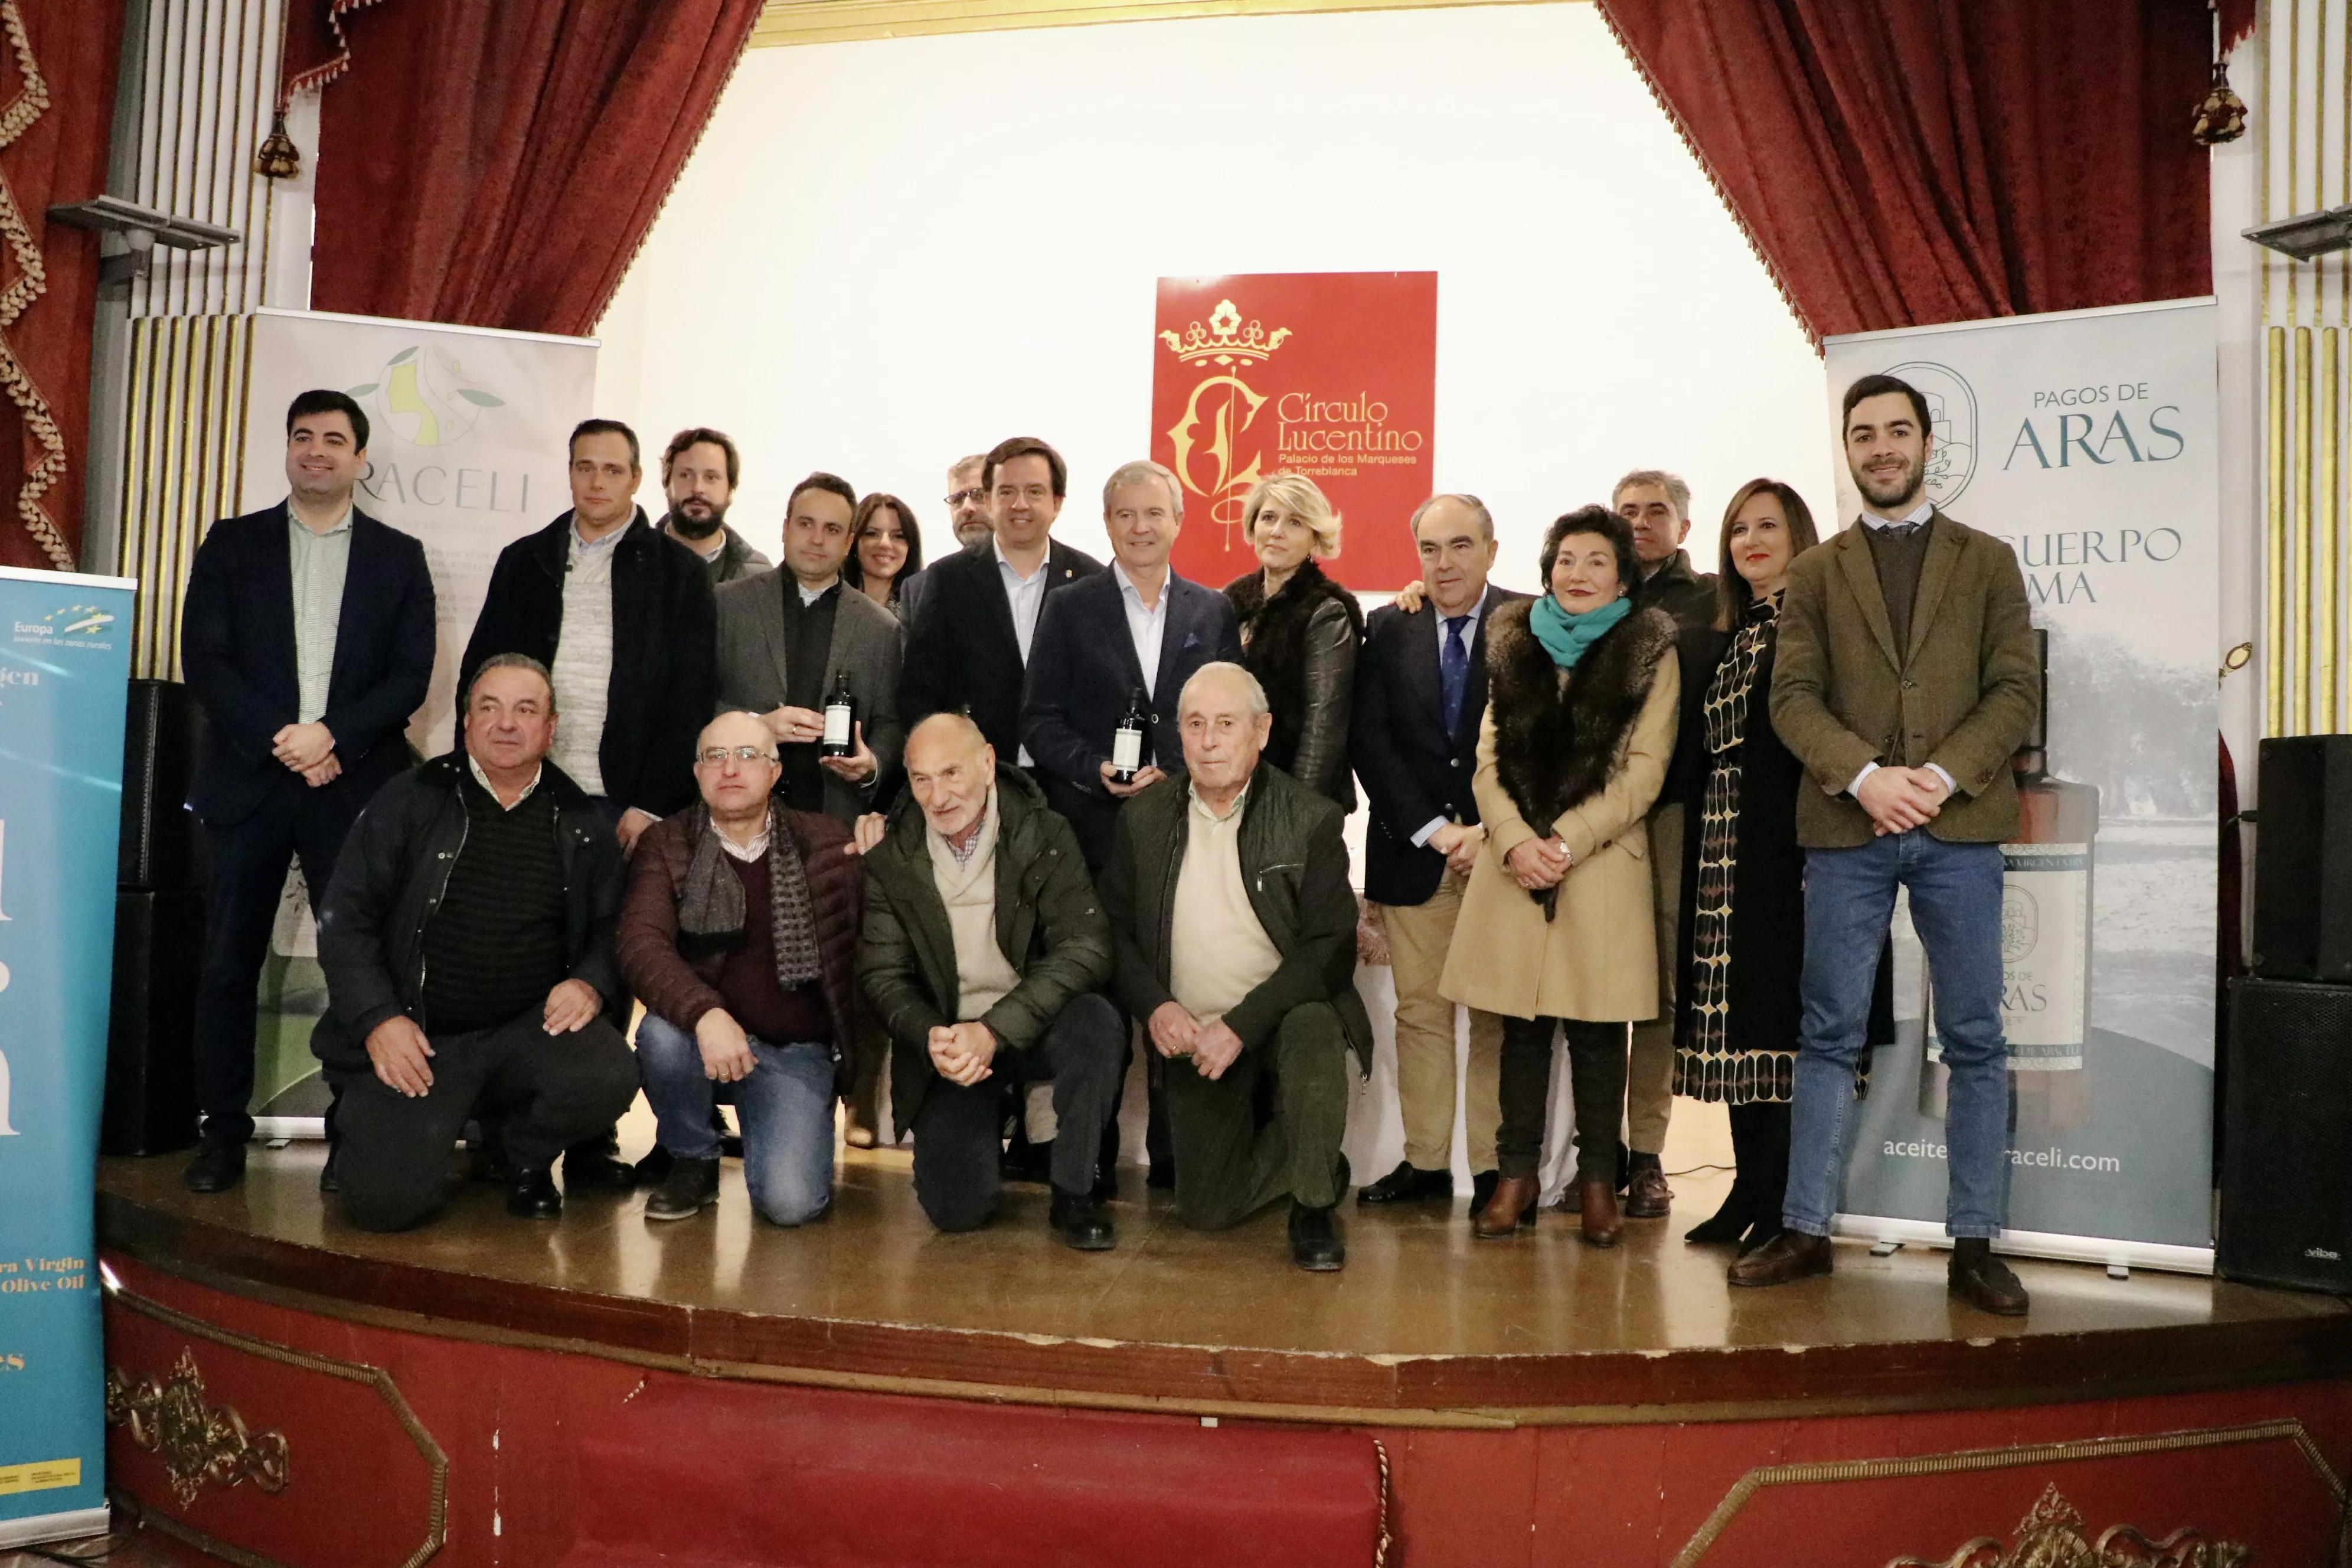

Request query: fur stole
[
  {"left": 1224, "top": 559, "right": 1364, "bottom": 762},
  {"left": 1485, "top": 597, "right": 1678, "bottom": 834}
]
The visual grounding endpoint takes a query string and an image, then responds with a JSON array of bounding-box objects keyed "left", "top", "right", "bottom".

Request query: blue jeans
[
  {"left": 636, "top": 1011, "right": 837, "bottom": 1226},
  {"left": 1785, "top": 830, "right": 2013, "bottom": 1239}
]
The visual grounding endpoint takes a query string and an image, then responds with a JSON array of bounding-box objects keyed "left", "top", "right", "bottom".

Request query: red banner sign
[{"left": 1151, "top": 273, "right": 1437, "bottom": 592}]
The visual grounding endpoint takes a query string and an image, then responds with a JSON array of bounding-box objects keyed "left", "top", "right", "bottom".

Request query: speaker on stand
[{"left": 102, "top": 680, "right": 208, "bottom": 1157}]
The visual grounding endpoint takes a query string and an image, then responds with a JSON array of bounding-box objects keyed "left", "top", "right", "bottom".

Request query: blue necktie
[{"left": 1440, "top": 616, "right": 1471, "bottom": 734}]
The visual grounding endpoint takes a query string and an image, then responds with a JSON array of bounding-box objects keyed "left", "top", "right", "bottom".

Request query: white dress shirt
[
  {"left": 996, "top": 538, "right": 1051, "bottom": 765},
  {"left": 548, "top": 519, "right": 625, "bottom": 798},
  {"left": 1112, "top": 560, "right": 1171, "bottom": 698},
  {"left": 286, "top": 504, "right": 353, "bottom": 725},
  {"left": 1847, "top": 499, "right": 1955, "bottom": 801}
]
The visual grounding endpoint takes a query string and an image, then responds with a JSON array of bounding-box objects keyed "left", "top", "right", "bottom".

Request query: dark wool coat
[
  {"left": 1224, "top": 560, "right": 1366, "bottom": 811},
  {"left": 1439, "top": 600, "right": 1682, "bottom": 1023}
]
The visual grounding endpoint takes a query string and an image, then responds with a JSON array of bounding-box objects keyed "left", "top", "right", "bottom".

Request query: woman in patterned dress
[{"left": 1674, "top": 479, "right": 1819, "bottom": 1252}]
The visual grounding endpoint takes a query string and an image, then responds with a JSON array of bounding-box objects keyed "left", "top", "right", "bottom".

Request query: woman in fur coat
[
  {"left": 1223, "top": 473, "right": 1365, "bottom": 809},
  {"left": 1440, "top": 505, "right": 1680, "bottom": 1246}
]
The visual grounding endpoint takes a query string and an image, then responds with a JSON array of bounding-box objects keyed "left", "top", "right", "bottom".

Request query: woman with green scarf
[{"left": 1439, "top": 505, "right": 1682, "bottom": 1246}]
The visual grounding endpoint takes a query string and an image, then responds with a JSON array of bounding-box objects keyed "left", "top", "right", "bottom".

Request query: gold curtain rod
[{"left": 752, "top": 0, "right": 1578, "bottom": 48}]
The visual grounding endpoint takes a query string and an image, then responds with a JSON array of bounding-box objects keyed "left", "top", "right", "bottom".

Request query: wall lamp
[{"left": 46, "top": 195, "right": 240, "bottom": 283}]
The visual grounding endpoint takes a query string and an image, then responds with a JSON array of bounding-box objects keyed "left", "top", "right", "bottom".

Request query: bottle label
[
  {"left": 824, "top": 702, "right": 852, "bottom": 747},
  {"left": 1112, "top": 726, "right": 1143, "bottom": 773},
  {"left": 1994, "top": 842, "right": 2090, "bottom": 1067}
]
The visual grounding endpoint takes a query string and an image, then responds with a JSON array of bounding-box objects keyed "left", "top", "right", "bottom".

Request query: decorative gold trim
[
  {"left": 2322, "top": 326, "right": 2341, "bottom": 731},
  {"left": 1672, "top": 1419, "right": 2347, "bottom": 1568},
  {"left": 0, "top": 0, "right": 75, "bottom": 570},
  {"left": 2296, "top": 324, "right": 2315, "bottom": 733},
  {"left": 105, "top": 1349, "right": 291, "bottom": 1507},
  {"left": 2270, "top": 324, "right": 2291, "bottom": 735},
  {"left": 1885, "top": 1482, "right": 2249, "bottom": 1568},
  {"left": 105, "top": 1282, "right": 447, "bottom": 1568},
  {"left": 752, "top": 0, "right": 1573, "bottom": 48}
]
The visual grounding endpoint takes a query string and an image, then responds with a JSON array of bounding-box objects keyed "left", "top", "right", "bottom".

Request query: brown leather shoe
[
  {"left": 1726, "top": 1228, "right": 1833, "bottom": 1287},
  {"left": 1623, "top": 1158, "right": 1673, "bottom": 1219},
  {"left": 1472, "top": 1175, "right": 1540, "bottom": 1239},
  {"left": 1948, "top": 1239, "right": 2030, "bottom": 1317},
  {"left": 1578, "top": 1180, "right": 1622, "bottom": 1247}
]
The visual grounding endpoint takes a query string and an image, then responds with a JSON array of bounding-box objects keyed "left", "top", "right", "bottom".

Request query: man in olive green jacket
[
  {"left": 1100, "top": 662, "right": 1371, "bottom": 1271},
  {"left": 858, "top": 714, "right": 1121, "bottom": 1247},
  {"left": 1739, "top": 373, "right": 2039, "bottom": 1318}
]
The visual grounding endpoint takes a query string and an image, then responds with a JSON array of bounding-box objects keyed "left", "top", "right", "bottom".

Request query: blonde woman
[{"left": 1221, "top": 473, "right": 1364, "bottom": 808}]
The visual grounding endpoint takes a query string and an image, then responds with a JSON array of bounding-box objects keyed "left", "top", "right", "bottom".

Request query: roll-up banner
[
  {"left": 235, "top": 310, "right": 598, "bottom": 1132},
  {"left": 1822, "top": 298, "right": 2220, "bottom": 1274},
  {"left": 0, "top": 567, "right": 136, "bottom": 1547}
]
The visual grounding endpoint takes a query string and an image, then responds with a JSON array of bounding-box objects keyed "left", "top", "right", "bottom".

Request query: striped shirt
[{"left": 548, "top": 520, "right": 623, "bottom": 798}]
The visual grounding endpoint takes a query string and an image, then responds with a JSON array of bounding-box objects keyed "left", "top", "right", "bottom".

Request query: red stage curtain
[
  {"left": 0, "top": 0, "right": 129, "bottom": 571},
  {"left": 1596, "top": 1, "right": 2214, "bottom": 344},
  {"left": 306, "top": 0, "right": 762, "bottom": 337}
]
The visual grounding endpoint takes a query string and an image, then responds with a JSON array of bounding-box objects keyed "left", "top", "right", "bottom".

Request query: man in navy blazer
[
  {"left": 1351, "top": 495, "right": 1527, "bottom": 1215},
  {"left": 1021, "top": 459, "right": 1242, "bottom": 871},
  {"left": 179, "top": 390, "right": 437, "bottom": 1193}
]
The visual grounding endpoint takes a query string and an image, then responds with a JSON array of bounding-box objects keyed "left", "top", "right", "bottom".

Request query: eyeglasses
[
  {"left": 944, "top": 488, "right": 988, "bottom": 507},
  {"left": 696, "top": 745, "right": 778, "bottom": 767}
]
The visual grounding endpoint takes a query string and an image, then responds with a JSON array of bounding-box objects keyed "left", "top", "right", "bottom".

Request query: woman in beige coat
[{"left": 1441, "top": 506, "right": 1680, "bottom": 1246}]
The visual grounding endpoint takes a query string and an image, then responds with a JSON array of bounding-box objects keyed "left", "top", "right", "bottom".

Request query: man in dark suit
[
  {"left": 459, "top": 419, "right": 716, "bottom": 855},
  {"left": 712, "top": 471, "right": 904, "bottom": 825},
  {"left": 1735, "top": 373, "right": 2039, "bottom": 1316},
  {"left": 1021, "top": 459, "right": 1242, "bottom": 870},
  {"left": 178, "top": 389, "right": 437, "bottom": 1193},
  {"left": 1350, "top": 495, "right": 1526, "bottom": 1215},
  {"left": 460, "top": 417, "right": 716, "bottom": 1190},
  {"left": 900, "top": 436, "right": 1099, "bottom": 764}
]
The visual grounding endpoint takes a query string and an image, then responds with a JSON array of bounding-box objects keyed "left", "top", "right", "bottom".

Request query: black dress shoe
[
  {"left": 1469, "top": 1170, "right": 1499, "bottom": 1214},
  {"left": 1001, "top": 1137, "right": 1054, "bottom": 1185},
  {"left": 182, "top": 1139, "right": 246, "bottom": 1194},
  {"left": 1089, "top": 1163, "right": 1119, "bottom": 1203},
  {"left": 318, "top": 1148, "right": 342, "bottom": 1195},
  {"left": 507, "top": 1167, "right": 564, "bottom": 1219},
  {"left": 1684, "top": 1185, "right": 1760, "bottom": 1246},
  {"left": 1145, "top": 1160, "right": 1177, "bottom": 1191},
  {"left": 644, "top": 1157, "right": 721, "bottom": 1221},
  {"left": 1049, "top": 1187, "right": 1117, "bottom": 1251},
  {"left": 1948, "top": 1239, "right": 2030, "bottom": 1317},
  {"left": 562, "top": 1145, "right": 638, "bottom": 1193},
  {"left": 1288, "top": 1201, "right": 1345, "bottom": 1271},
  {"left": 1355, "top": 1161, "right": 1453, "bottom": 1206}
]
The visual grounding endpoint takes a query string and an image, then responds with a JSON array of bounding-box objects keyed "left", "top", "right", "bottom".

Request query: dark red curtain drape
[
  {"left": 1596, "top": 1, "right": 2214, "bottom": 344},
  {"left": 303, "top": 0, "right": 762, "bottom": 337},
  {"left": 0, "top": 0, "right": 128, "bottom": 571}
]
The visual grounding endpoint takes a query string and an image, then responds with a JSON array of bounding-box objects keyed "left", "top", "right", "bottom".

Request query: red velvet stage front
[{"left": 92, "top": 1145, "right": 2352, "bottom": 1567}]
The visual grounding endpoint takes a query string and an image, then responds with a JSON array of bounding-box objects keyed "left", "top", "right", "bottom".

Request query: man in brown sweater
[{"left": 616, "top": 711, "right": 865, "bottom": 1224}]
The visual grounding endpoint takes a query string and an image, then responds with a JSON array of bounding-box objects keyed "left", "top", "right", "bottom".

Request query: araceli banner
[
  {"left": 1152, "top": 273, "right": 1436, "bottom": 592},
  {"left": 1822, "top": 298, "right": 2220, "bottom": 1269},
  {"left": 0, "top": 568, "right": 136, "bottom": 1547}
]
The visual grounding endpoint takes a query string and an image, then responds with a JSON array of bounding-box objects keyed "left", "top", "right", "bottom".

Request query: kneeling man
[
  {"left": 315, "top": 655, "right": 639, "bottom": 1230},
  {"left": 860, "top": 713, "right": 1121, "bottom": 1247},
  {"left": 618, "top": 711, "right": 863, "bottom": 1224},
  {"left": 1100, "top": 663, "right": 1370, "bottom": 1270}
]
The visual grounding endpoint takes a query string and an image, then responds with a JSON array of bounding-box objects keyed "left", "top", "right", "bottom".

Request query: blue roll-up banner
[{"left": 0, "top": 567, "right": 135, "bottom": 1548}]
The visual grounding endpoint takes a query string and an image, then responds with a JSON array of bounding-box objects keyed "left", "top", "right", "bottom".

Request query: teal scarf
[{"left": 1530, "top": 592, "right": 1632, "bottom": 669}]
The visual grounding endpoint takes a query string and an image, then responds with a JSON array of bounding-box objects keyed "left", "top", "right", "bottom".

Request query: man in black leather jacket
[{"left": 312, "top": 656, "right": 638, "bottom": 1231}]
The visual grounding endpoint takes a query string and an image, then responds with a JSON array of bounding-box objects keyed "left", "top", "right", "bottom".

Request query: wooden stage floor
[{"left": 96, "top": 1124, "right": 2352, "bottom": 1427}]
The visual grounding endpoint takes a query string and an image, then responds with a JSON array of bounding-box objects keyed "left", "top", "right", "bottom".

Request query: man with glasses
[
  {"left": 944, "top": 453, "right": 995, "bottom": 550},
  {"left": 618, "top": 711, "right": 865, "bottom": 1223}
]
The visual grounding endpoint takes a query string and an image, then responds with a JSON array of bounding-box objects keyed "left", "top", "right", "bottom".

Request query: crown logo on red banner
[{"left": 1158, "top": 299, "right": 1292, "bottom": 366}]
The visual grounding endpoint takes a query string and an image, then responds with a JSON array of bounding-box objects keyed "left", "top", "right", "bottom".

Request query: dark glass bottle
[
  {"left": 1110, "top": 688, "right": 1148, "bottom": 785},
  {"left": 821, "top": 670, "right": 855, "bottom": 758}
]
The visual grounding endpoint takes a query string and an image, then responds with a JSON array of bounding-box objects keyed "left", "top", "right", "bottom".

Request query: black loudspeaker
[
  {"left": 119, "top": 679, "right": 207, "bottom": 892},
  {"left": 102, "top": 889, "right": 205, "bottom": 1157},
  {"left": 2218, "top": 976, "right": 2352, "bottom": 1293}
]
